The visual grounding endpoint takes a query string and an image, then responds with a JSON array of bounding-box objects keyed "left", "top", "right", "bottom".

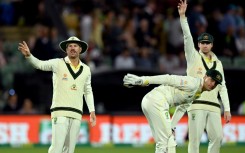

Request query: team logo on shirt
[
  {"left": 62, "top": 74, "right": 68, "bottom": 81},
  {"left": 180, "top": 79, "right": 184, "bottom": 85},
  {"left": 53, "top": 117, "right": 57, "bottom": 124},
  {"left": 197, "top": 67, "right": 203, "bottom": 75},
  {"left": 180, "top": 80, "right": 188, "bottom": 85},
  {"left": 191, "top": 114, "right": 196, "bottom": 120},
  {"left": 165, "top": 112, "right": 169, "bottom": 119},
  {"left": 71, "top": 84, "right": 77, "bottom": 90}
]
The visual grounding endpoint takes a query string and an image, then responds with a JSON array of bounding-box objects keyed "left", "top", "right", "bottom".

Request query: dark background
[{"left": 13, "top": 68, "right": 245, "bottom": 114}]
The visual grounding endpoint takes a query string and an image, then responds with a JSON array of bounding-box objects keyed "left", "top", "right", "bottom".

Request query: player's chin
[{"left": 206, "top": 87, "right": 213, "bottom": 91}]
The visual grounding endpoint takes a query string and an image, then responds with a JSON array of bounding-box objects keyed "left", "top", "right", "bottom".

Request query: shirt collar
[
  {"left": 64, "top": 56, "right": 82, "bottom": 66},
  {"left": 198, "top": 50, "right": 218, "bottom": 62}
]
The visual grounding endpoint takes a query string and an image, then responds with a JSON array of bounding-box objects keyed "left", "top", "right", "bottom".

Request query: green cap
[
  {"left": 198, "top": 32, "right": 214, "bottom": 43},
  {"left": 206, "top": 69, "right": 223, "bottom": 85}
]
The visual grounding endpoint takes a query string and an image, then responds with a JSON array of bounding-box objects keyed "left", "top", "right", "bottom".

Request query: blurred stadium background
[{"left": 0, "top": 0, "right": 245, "bottom": 152}]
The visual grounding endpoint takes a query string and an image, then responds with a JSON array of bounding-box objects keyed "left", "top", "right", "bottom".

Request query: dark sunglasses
[{"left": 200, "top": 41, "right": 211, "bottom": 45}]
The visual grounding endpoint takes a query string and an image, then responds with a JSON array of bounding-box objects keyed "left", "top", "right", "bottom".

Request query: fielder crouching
[{"left": 123, "top": 69, "right": 223, "bottom": 153}]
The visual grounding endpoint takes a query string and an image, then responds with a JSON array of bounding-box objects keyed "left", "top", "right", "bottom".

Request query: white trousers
[
  {"left": 48, "top": 117, "right": 81, "bottom": 153},
  {"left": 141, "top": 95, "right": 176, "bottom": 153},
  {"left": 188, "top": 110, "right": 223, "bottom": 153}
]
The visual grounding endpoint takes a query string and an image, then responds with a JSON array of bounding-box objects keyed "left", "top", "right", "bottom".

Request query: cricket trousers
[
  {"left": 188, "top": 110, "right": 223, "bottom": 153},
  {"left": 141, "top": 95, "right": 176, "bottom": 153},
  {"left": 48, "top": 116, "right": 81, "bottom": 153}
]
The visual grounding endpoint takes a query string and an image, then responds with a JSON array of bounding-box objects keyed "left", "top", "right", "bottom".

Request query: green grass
[{"left": 0, "top": 145, "right": 244, "bottom": 153}]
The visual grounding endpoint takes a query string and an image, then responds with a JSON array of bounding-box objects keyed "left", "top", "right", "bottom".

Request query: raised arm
[
  {"left": 177, "top": 0, "right": 198, "bottom": 64},
  {"left": 18, "top": 41, "right": 56, "bottom": 71}
]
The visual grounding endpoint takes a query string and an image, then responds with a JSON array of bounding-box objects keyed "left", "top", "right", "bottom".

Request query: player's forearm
[
  {"left": 179, "top": 14, "right": 186, "bottom": 18},
  {"left": 171, "top": 109, "right": 185, "bottom": 129},
  {"left": 219, "top": 85, "right": 230, "bottom": 111},
  {"left": 142, "top": 74, "right": 171, "bottom": 85},
  {"left": 180, "top": 17, "right": 197, "bottom": 64},
  {"left": 85, "top": 93, "right": 95, "bottom": 112},
  {"left": 84, "top": 76, "right": 95, "bottom": 112},
  {"left": 26, "top": 54, "right": 53, "bottom": 71},
  {"left": 180, "top": 17, "right": 191, "bottom": 37},
  {"left": 171, "top": 105, "right": 188, "bottom": 129}
]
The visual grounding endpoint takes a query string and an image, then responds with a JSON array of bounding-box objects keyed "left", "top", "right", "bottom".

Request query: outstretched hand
[
  {"left": 123, "top": 73, "right": 143, "bottom": 88},
  {"left": 177, "top": 0, "right": 187, "bottom": 17},
  {"left": 18, "top": 41, "right": 31, "bottom": 57}
]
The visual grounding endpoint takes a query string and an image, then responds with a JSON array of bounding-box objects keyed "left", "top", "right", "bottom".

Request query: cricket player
[
  {"left": 177, "top": 0, "right": 232, "bottom": 153},
  {"left": 18, "top": 36, "right": 96, "bottom": 153},
  {"left": 123, "top": 69, "right": 223, "bottom": 153}
]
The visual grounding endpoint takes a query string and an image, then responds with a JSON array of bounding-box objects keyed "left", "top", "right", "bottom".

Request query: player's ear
[
  {"left": 198, "top": 42, "right": 201, "bottom": 48},
  {"left": 203, "top": 75, "right": 207, "bottom": 79},
  {"left": 203, "top": 75, "right": 209, "bottom": 83},
  {"left": 79, "top": 46, "right": 82, "bottom": 54}
]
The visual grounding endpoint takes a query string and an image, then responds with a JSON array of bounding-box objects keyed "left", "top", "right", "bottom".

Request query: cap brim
[
  {"left": 213, "top": 79, "right": 222, "bottom": 85},
  {"left": 59, "top": 40, "right": 88, "bottom": 54},
  {"left": 199, "top": 40, "right": 212, "bottom": 43}
]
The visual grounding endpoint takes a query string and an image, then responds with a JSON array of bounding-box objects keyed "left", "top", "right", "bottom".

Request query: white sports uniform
[
  {"left": 27, "top": 55, "right": 95, "bottom": 153},
  {"left": 180, "top": 17, "right": 230, "bottom": 153},
  {"left": 139, "top": 74, "right": 203, "bottom": 153}
]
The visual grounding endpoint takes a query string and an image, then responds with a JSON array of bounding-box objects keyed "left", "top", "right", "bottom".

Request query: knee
[
  {"left": 188, "top": 140, "right": 200, "bottom": 149},
  {"left": 188, "top": 144, "right": 200, "bottom": 153},
  {"left": 211, "top": 134, "right": 223, "bottom": 143}
]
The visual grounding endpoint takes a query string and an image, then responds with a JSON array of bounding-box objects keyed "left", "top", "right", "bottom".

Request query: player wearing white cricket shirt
[
  {"left": 123, "top": 69, "right": 223, "bottom": 153},
  {"left": 177, "top": 1, "right": 232, "bottom": 153},
  {"left": 18, "top": 36, "right": 96, "bottom": 153}
]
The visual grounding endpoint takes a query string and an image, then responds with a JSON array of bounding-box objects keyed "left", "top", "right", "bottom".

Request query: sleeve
[
  {"left": 180, "top": 17, "right": 199, "bottom": 65},
  {"left": 171, "top": 103, "right": 190, "bottom": 129},
  {"left": 84, "top": 70, "right": 95, "bottom": 112},
  {"left": 142, "top": 74, "right": 172, "bottom": 85},
  {"left": 26, "top": 54, "right": 57, "bottom": 72},
  {"left": 143, "top": 75, "right": 197, "bottom": 91},
  {"left": 219, "top": 85, "right": 230, "bottom": 112},
  {"left": 218, "top": 63, "right": 230, "bottom": 112}
]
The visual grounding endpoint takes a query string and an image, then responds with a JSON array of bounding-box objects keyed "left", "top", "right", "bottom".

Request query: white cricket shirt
[{"left": 27, "top": 55, "right": 95, "bottom": 120}]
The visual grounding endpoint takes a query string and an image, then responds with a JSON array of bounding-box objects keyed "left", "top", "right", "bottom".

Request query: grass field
[{"left": 1, "top": 145, "right": 244, "bottom": 153}]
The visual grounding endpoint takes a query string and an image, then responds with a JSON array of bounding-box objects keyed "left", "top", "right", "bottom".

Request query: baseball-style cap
[
  {"left": 206, "top": 69, "right": 223, "bottom": 85},
  {"left": 198, "top": 32, "right": 214, "bottom": 43},
  {"left": 59, "top": 36, "right": 88, "bottom": 54}
]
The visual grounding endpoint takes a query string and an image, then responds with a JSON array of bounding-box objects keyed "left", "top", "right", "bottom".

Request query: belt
[
  {"left": 50, "top": 107, "right": 83, "bottom": 115},
  {"left": 192, "top": 100, "right": 220, "bottom": 108}
]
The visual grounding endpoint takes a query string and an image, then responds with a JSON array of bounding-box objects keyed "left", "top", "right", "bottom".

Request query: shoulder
[
  {"left": 52, "top": 58, "right": 65, "bottom": 64},
  {"left": 81, "top": 62, "right": 90, "bottom": 69},
  {"left": 184, "top": 76, "right": 200, "bottom": 88},
  {"left": 81, "top": 63, "right": 92, "bottom": 73},
  {"left": 214, "top": 57, "right": 224, "bottom": 70},
  {"left": 193, "top": 51, "right": 203, "bottom": 59}
]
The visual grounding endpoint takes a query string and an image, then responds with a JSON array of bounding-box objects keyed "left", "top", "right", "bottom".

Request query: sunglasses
[{"left": 200, "top": 42, "right": 211, "bottom": 45}]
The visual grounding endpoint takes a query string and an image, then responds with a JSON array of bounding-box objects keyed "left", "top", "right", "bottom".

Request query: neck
[
  {"left": 203, "top": 52, "right": 212, "bottom": 60},
  {"left": 69, "top": 57, "right": 79, "bottom": 67}
]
